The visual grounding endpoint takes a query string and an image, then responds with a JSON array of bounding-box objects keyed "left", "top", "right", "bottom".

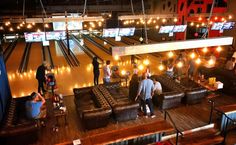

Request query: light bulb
[
  {"left": 202, "top": 47, "right": 208, "bottom": 53},
  {"left": 216, "top": 46, "right": 222, "bottom": 52},
  {"left": 168, "top": 51, "right": 174, "bottom": 58}
]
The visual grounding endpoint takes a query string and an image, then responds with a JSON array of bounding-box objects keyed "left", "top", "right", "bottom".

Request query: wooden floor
[
  {"left": 31, "top": 92, "right": 236, "bottom": 145},
  {"left": 3, "top": 38, "right": 236, "bottom": 144}
]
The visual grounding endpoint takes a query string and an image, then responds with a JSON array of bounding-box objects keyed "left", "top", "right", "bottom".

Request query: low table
[
  {"left": 54, "top": 109, "right": 68, "bottom": 127},
  {"left": 194, "top": 78, "right": 218, "bottom": 92}
]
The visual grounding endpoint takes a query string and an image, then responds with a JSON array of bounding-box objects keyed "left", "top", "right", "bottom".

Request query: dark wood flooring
[{"left": 33, "top": 92, "right": 236, "bottom": 145}]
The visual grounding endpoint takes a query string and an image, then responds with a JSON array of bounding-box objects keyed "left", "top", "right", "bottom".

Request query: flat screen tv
[
  {"left": 159, "top": 26, "right": 174, "bottom": 33},
  {"left": 172, "top": 25, "right": 187, "bottom": 32},
  {"left": 46, "top": 31, "right": 66, "bottom": 40},
  {"left": 52, "top": 15, "right": 83, "bottom": 31},
  {"left": 102, "top": 28, "right": 119, "bottom": 37},
  {"left": 118, "top": 27, "right": 135, "bottom": 36},
  {"left": 222, "top": 22, "right": 235, "bottom": 30},
  {"left": 24, "top": 32, "right": 45, "bottom": 42},
  {"left": 211, "top": 22, "right": 224, "bottom": 30}
]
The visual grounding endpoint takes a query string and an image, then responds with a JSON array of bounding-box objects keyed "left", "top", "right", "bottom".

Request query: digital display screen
[
  {"left": 172, "top": 25, "right": 187, "bottom": 32},
  {"left": 222, "top": 22, "right": 235, "bottom": 30},
  {"left": 118, "top": 27, "right": 135, "bottom": 36},
  {"left": 159, "top": 26, "right": 174, "bottom": 33},
  {"left": 46, "top": 31, "right": 66, "bottom": 40},
  {"left": 102, "top": 28, "right": 119, "bottom": 37},
  {"left": 24, "top": 32, "right": 45, "bottom": 42},
  {"left": 211, "top": 22, "right": 224, "bottom": 30},
  {"left": 52, "top": 15, "right": 83, "bottom": 31},
  {"left": 24, "top": 31, "right": 66, "bottom": 42}
]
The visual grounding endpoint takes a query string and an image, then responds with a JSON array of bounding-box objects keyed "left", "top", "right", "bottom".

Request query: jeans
[
  {"left": 141, "top": 98, "right": 154, "bottom": 115},
  {"left": 103, "top": 77, "right": 110, "bottom": 84},
  {"left": 38, "top": 80, "right": 46, "bottom": 94}
]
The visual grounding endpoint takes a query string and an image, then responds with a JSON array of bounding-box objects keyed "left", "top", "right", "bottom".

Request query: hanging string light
[
  {"left": 202, "top": 47, "right": 208, "bottom": 53},
  {"left": 216, "top": 46, "right": 222, "bottom": 52},
  {"left": 195, "top": 58, "right": 201, "bottom": 64},
  {"left": 168, "top": 51, "right": 174, "bottom": 58}
]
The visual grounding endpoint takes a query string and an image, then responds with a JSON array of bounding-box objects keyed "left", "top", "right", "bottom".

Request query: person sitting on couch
[{"left": 25, "top": 92, "right": 46, "bottom": 120}]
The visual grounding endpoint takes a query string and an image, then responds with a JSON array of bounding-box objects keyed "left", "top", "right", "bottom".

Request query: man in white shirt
[
  {"left": 103, "top": 60, "right": 111, "bottom": 84},
  {"left": 153, "top": 78, "right": 162, "bottom": 95}
]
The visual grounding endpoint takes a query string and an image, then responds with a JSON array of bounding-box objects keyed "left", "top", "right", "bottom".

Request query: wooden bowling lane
[
  {"left": 27, "top": 42, "right": 44, "bottom": 71},
  {"left": 5, "top": 41, "right": 25, "bottom": 73},
  {"left": 63, "top": 39, "right": 92, "bottom": 65},
  {"left": 49, "top": 41, "right": 69, "bottom": 67},
  {"left": 90, "top": 36, "right": 112, "bottom": 51},
  {"left": 84, "top": 38, "right": 112, "bottom": 61}
]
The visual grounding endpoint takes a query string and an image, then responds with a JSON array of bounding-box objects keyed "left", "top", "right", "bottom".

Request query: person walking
[
  {"left": 135, "top": 73, "right": 156, "bottom": 118},
  {"left": 36, "top": 61, "right": 47, "bottom": 95},
  {"left": 92, "top": 57, "right": 100, "bottom": 85}
]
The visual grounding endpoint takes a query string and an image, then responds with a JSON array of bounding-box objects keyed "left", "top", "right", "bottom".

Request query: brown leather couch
[
  {"left": 158, "top": 75, "right": 207, "bottom": 105},
  {"left": 74, "top": 87, "right": 112, "bottom": 130},
  {"left": 151, "top": 75, "right": 185, "bottom": 110},
  {"left": 0, "top": 96, "right": 39, "bottom": 145},
  {"left": 98, "top": 82, "right": 139, "bottom": 122},
  {"left": 178, "top": 78, "right": 207, "bottom": 104}
]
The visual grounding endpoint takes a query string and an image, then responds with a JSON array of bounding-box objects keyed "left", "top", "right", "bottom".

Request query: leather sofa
[
  {"left": 179, "top": 78, "right": 207, "bottom": 104},
  {"left": 0, "top": 96, "right": 39, "bottom": 145},
  {"left": 158, "top": 75, "right": 207, "bottom": 105},
  {"left": 151, "top": 75, "right": 185, "bottom": 110},
  {"left": 98, "top": 82, "right": 139, "bottom": 122},
  {"left": 74, "top": 87, "right": 112, "bottom": 130}
]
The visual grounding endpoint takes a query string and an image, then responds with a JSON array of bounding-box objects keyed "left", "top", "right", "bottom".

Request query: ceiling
[{"left": 0, "top": 0, "right": 151, "bottom": 18}]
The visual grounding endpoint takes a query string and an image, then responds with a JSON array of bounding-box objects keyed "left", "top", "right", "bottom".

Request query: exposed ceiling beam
[
  {"left": 118, "top": 14, "right": 178, "bottom": 20},
  {"left": 112, "top": 37, "right": 233, "bottom": 56}
]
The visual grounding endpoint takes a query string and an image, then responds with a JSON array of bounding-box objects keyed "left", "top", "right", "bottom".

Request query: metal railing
[
  {"left": 208, "top": 99, "right": 236, "bottom": 143},
  {"left": 164, "top": 110, "right": 183, "bottom": 145}
]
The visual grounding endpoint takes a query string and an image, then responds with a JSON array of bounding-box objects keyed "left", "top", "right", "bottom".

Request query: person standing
[
  {"left": 103, "top": 60, "right": 111, "bottom": 84},
  {"left": 36, "top": 61, "right": 47, "bottom": 95},
  {"left": 135, "top": 73, "right": 155, "bottom": 118},
  {"left": 129, "top": 74, "right": 140, "bottom": 101},
  {"left": 92, "top": 57, "right": 100, "bottom": 85},
  {"left": 188, "top": 59, "right": 195, "bottom": 79}
]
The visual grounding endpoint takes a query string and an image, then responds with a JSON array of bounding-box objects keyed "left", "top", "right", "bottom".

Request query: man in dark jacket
[
  {"left": 92, "top": 57, "right": 100, "bottom": 85},
  {"left": 36, "top": 61, "right": 47, "bottom": 94}
]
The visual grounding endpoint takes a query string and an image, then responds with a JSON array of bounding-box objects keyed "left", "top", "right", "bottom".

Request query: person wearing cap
[
  {"left": 36, "top": 61, "right": 47, "bottom": 94},
  {"left": 25, "top": 92, "right": 46, "bottom": 119}
]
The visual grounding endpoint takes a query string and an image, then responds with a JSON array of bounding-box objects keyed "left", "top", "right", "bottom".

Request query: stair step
[{"left": 169, "top": 128, "right": 224, "bottom": 145}]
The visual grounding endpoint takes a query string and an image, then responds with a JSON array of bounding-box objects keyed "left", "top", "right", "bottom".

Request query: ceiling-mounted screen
[
  {"left": 52, "top": 15, "right": 83, "bottom": 31},
  {"left": 46, "top": 31, "right": 66, "bottom": 40},
  {"left": 211, "top": 22, "right": 224, "bottom": 30},
  {"left": 159, "top": 26, "right": 174, "bottom": 33},
  {"left": 24, "top": 32, "right": 45, "bottom": 42},
  {"left": 24, "top": 31, "right": 66, "bottom": 42},
  {"left": 222, "top": 22, "right": 235, "bottom": 30},
  {"left": 102, "top": 28, "right": 119, "bottom": 37},
  {"left": 172, "top": 25, "right": 187, "bottom": 32},
  {"left": 118, "top": 27, "right": 135, "bottom": 36}
]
